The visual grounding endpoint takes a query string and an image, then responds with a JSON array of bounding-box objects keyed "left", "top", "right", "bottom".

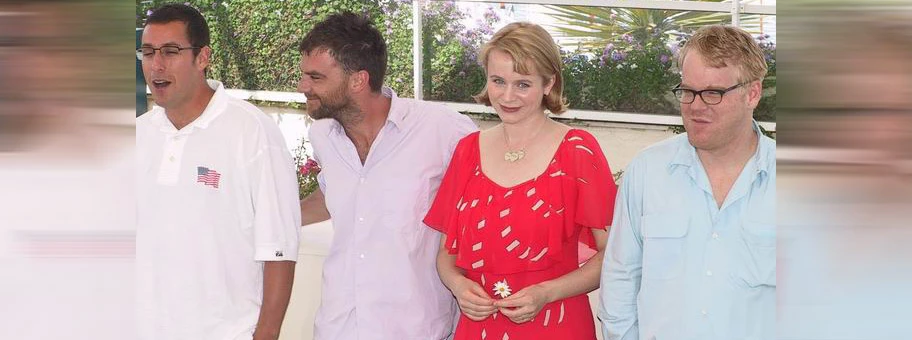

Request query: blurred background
[
  {"left": 776, "top": 1, "right": 912, "bottom": 339},
  {"left": 1, "top": 0, "right": 910, "bottom": 339},
  {"left": 0, "top": 0, "right": 136, "bottom": 339}
]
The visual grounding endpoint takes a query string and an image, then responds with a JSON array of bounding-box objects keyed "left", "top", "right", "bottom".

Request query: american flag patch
[{"left": 197, "top": 166, "right": 221, "bottom": 188}]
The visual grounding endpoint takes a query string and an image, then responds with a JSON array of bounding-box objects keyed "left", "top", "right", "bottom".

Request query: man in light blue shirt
[{"left": 599, "top": 25, "right": 775, "bottom": 340}]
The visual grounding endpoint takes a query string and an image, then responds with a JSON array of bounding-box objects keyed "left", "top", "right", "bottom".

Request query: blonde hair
[
  {"left": 677, "top": 25, "right": 768, "bottom": 83},
  {"left": 472, "top": 22, "right": 568, "bottom": 114}
]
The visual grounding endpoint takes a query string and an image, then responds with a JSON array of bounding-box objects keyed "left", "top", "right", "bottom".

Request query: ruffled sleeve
[
  {"left": 565, "top": 130, "right": 617, "bottom": 253},
  {"left": 423, "top": 132, "right": 480, "bottom": 253}
]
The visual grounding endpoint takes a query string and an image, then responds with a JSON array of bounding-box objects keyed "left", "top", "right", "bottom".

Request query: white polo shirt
[{"left": 136, "top": 80, "right": 300, "bottom": 340}]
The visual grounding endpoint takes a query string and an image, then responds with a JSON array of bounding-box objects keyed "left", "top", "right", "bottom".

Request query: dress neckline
[{"left": 477, "top": 128, "right": 577, "bottom": 190}]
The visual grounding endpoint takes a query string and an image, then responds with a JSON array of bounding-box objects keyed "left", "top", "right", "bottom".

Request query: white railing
[{"left": 146, "top": 86, "right": 777, "bottom": 131}]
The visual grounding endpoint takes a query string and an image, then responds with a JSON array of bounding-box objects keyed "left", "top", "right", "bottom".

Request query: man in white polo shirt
[
  {"left": 297, "top": 12, "right": 477, "bottom": 340},
  {"left": 136, "top": 4, "right": 299, "bottom": 340}
]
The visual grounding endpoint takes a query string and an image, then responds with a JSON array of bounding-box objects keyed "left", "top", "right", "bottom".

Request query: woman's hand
[
  {"left": 493, "top": 283, "right": 551, "bottom": 324},
  {"left": 451, "top": 276, "right": 498, "bottom": 321}
]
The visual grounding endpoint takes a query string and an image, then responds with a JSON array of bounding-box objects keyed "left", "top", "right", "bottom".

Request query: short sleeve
[
  {"left": 423, "top": 133, "right": 479, "bottom": 253},
  {"left": 250, "top": 125, "right": 301, "bottom": 262},
  {"left": 566, "top": 130, "right": 617, "bottom": 254}
]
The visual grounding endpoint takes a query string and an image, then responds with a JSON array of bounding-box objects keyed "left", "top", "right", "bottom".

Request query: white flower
[
  {"left": 630, "top": 64, "right": 638, "bottom": 69},
  {"left": 493, "top": 279, "right": 512, "bottom": 298}
]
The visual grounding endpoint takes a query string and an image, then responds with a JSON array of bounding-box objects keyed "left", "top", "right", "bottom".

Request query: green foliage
[
  {"left": 561, "top": 41, "right": 679, "bottom": 114},
  {"left": 138, "top": 0, "right": 391, "bottom": 92},
  {"left": 136, "top": 1, "right": 775, "bottom": 121},
  {"left": 546, "top": 4, "right": 736, "bottom": 50}
]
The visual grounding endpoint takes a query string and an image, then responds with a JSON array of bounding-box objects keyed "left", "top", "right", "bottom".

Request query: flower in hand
[{"left": 493, "top": 279, "right": 512, "bottom": 299}]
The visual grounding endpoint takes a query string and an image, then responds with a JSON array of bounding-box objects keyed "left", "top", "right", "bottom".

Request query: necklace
[{"left": 502, "top": 120, "right": 547, "bottom": 163}]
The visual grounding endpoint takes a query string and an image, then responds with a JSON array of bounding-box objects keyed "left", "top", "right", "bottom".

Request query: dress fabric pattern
[{"left": 425, "top": 129, "right": 618, "bottom": 340}]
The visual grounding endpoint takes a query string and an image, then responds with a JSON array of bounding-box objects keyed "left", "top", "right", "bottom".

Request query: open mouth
[{"left": 151, "top": 79, "right": 171, "bottom": 90}]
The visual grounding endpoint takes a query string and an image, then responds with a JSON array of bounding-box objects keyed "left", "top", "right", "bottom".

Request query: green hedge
[{"left": 137, "top": 1, "right": 775, "bottom": 121}]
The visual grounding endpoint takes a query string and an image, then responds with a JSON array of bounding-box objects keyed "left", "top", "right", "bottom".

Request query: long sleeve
[{"left": 599, "top": 159, "right": 644, "bottom": 340}]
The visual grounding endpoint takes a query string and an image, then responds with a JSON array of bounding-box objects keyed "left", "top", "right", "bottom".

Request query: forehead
[
  {"left": 486, "top": 49, "right": 542, "bottom": 79},
  {"left": 300, "top": 49, "right": 342, "bottom": 71},
  {"left": 142, "top": 21, "right": 190, "bottom": 45},
  {"left": 681, "top": 50, "right": 739, "bottom": 87}
]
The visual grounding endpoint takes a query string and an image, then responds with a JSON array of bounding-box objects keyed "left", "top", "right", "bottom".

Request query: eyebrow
[
  {"left": 140, "top": 42, "right": 182, "bottom": 47},
  {"left": 679, "top": 83, "right": 727, "bottom": 90},
  {"left": 304, "top": 71, "right": 326, "bottom": 77},
  {"left": 489, "top": 74, "right": 533, "bottom": 83}
]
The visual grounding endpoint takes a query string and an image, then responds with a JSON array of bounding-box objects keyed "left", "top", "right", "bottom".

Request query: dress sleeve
[
  {"left": 423, "top": 133, "right": 477, "bottom": 253},
  {"left": 568, "top": 130, "right": 618, "bottom": 252}
]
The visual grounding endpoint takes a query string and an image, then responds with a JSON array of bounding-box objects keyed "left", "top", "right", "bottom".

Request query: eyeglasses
[
  {"left": 136, "top": 45, "right": 201, "bottom": 61},
  {"left": 671, "top": 81, "right": 750, "bottom": 105}
]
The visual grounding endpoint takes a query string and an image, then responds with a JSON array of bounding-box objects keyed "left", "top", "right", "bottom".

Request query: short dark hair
[
  {"left": 299, "top": 11, "right": 387, "bottom": 92},
  {"left": 145, "top": 3, "right": 210, "bottom": 57}
]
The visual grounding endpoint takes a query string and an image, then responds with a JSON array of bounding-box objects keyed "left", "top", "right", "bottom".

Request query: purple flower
[
  {"left": 598, "top": 58, "right": 606, "bottom": 67},
  {"left": 622, "top": 34, "right": 634, "bottom": 44},
  {"left": 396, "top": 78, "right": 403, "bottom": 83},
  {"left": 660, "top": 55, "right": 669, "bottom": 63},
  {"left": 146, "top": 9, "right": 153, "bottom": 16},
  {"left": 610, "top": 13, "right": 617, "bottom": 20},
  {"left": 602, "top": 43, "right": 614, "bottom": 57},
  {"left": 610, "top": 50, "right": 625, "bottom": 62}
]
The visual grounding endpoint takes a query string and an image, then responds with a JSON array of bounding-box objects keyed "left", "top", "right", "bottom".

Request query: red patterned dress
[{"left": 424, "top": 129, "right": 617, "bottom": 340}]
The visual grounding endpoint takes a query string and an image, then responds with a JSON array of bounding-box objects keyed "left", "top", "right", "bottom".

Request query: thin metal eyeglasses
[
  {"left": 136, "top": 45, "right": 201, "bottom": 61},
  {"left": 671, "top": 81, "right": 750, "bottom": 105}
]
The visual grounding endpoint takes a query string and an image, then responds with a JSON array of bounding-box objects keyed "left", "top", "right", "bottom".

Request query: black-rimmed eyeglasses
[
  {"left": 671, "top": 81, "right": 750, "bottom": 105},
  {"left": 136, "top": 45, "right": 201, "bottom": 61}
]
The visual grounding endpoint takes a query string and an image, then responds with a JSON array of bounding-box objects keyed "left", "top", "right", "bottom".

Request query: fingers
[
  {"left": 498, "top": 304, "right": 531, "bottom": 319},
  {"left": 500, "top": 307, "right": 536, "bottom": 324},
  {"left": 493, "top": 291, "right": 541, "bottom": 324},
  {"left": 456, "top": 280, "right": 497, "bottom": 320},
  {"left": 493, "top": 291, "right": 526, "bottom": 309}
]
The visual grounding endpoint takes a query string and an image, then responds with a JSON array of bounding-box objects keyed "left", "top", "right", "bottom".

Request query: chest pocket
[
  {"left": 735, "top": 221, "right": 776, "bottom": 287},
  {"left": 642, "top": 213, "right": 689, "bottom": 280}
]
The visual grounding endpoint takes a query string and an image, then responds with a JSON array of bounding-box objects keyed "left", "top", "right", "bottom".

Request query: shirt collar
[
  {"left": 189, "top": 79, "right": 228, "bottom": 129},
  {"left": 151, "top": 79, "right": 226, "bottom": 133},
  {"left": 329, "top": 85, "right": 400, "bottom": 135},
  {"left": 670, "top": 119, "right": 770, "bottom": 174}
]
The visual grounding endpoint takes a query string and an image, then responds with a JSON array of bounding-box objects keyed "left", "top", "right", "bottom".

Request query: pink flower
[{"left": 302, "top": 158, "right": 321, "bottom": 175}]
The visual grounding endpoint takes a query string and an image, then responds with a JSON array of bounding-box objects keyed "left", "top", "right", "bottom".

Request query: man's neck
[
  {"left": 696, "top": 126, "right": 759, "bottom": 174},
  {"left": 341, "top": 91, "right": 391, "bottom": 163},
  {"left": 165, "top": 85, "right": 215, "bottom": 131},
  {"left": 342, "top": 92, "right": 390, "bottom": 145}
]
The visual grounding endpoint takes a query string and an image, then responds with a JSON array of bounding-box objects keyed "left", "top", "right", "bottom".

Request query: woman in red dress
[{"left": 424, "top": 22, "right": 618, "bottom": 340}]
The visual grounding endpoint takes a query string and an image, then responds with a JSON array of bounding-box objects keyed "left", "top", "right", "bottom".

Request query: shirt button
[
  {"left": 701, "top": 309, "right": 708, "bottom": 316},
  {"left": 359, "top": 253, "right": 365, "bottom": 259},
  {"left": 706, "top": 270, "right": 713, "bottom": 276},
  {"left": 358, "top": 217, "right": 364, "bottom": 222},
  {"left": 712, "top": 233, "right": 719, "bottom": 240},
  {"left": 168, "top": 156, "right": 175, "bottom": 162},
  {"left": 359, "top": 177, "right": 365, "bottom": 184}
]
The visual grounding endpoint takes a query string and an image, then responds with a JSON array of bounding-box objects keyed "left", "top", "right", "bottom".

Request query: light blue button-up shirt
[{"left": 599, "top": 121, "right": 775, "bottom": 340}]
